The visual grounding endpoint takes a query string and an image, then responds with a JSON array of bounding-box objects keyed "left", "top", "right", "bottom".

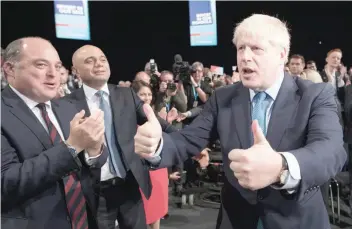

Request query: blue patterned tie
[
  {"left": 251, "top": 91, "right": 272, "bottom": 229},
  {"left": 96, "top": 91, "right": 126, "bottom": 178}
]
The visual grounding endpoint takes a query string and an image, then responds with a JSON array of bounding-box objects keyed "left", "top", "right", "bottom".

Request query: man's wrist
[
  {"left": 65, "top": 139, "right": 83, "bottom": 153},
  {"left": 274, "top": 153, "right": 288, "bottom": 184},
  {"left": 87, "top": 144, "right": 104, "bottom": 157}
]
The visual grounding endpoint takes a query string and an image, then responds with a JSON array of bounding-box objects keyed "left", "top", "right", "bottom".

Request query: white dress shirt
[
  {"left": 249, "top": 72, "right": 301, "bottom": 191},
  {"left": 82, "top": 83, "right": 163, "bottom": 181}
]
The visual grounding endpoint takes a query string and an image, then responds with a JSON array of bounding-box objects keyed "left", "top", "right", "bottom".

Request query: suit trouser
[{"left": 96, "top": 172, "right": 147, "bottom": 229}]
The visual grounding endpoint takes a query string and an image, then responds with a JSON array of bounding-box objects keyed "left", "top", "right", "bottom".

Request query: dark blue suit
[
  {"left": 1, "top": 86, "right": 107, "bottom": 229},
  {"left": 160, "top": 74, "right": 347, "bottom": 229}
]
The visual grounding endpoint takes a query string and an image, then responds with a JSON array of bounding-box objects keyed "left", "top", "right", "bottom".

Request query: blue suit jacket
[
  {"left": 1, "top": 86, "right": 107, "bottom": 229},
  {"left": 161, "top": 74, "right": 347, "bottom": 229}
]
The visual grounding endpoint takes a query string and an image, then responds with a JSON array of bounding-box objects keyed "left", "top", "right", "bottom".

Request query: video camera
[{"left": 172, "top": 54, "right": 195, "bottom": 83}]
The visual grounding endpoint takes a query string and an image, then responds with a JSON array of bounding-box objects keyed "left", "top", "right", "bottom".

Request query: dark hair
[
  {"left": 131, "top": 80, "right": 152, "bottom": 94},
  {"left": 289, "top": 54, "right": 305, "bottom": 64},
  {"left": 306, "top": 60, "right": 316, "bottom": 65}
]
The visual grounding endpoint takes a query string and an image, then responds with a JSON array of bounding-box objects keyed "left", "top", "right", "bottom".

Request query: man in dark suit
[
  {"left": 1, "top": 37, "right": 108, "bottom": 229},
  {"left": 64, "top": 45, "right": 176, "bottom": 229},
  {"left": 134, "top": 14, "right": 347, "bottom": 229},
  {"left": 344, "top": 84, "right": 352, "bottom": 209}
]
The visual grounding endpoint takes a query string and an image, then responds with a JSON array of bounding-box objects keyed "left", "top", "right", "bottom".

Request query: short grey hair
[
  {"left": 3, "top": 37, "right": 51, "bottom": 64},
  {"left": 3, "top": 39, "right": 24, "bottom": 63},
  {"left": 192, "top": 61, "right": 204, "bottom": 70},
  {"left": 233, "top": 14, "right": 291, "bottom": 63}
]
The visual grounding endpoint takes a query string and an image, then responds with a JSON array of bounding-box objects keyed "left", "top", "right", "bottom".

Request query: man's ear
[
  {"left": 2, "top": 61, "right": 16, "bottom": 79},
  {"left": 72, "top": 66, "right": 79, "bottom": 77}
]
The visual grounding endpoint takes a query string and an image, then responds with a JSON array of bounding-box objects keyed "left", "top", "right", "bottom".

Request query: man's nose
[
  {"left": 46, "top": 66, "right": 58, "bottom": 78},
  {"left": 241, "top": 47, "right": 253, "bottom": 62}
]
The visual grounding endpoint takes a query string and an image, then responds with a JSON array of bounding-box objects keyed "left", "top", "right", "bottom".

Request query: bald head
[
  {"left": 3, "top": 37, "right": 54, "bottom": 64},
  {"left": 71, "top": 45, "right": 110, "bottom": 89},
  {"left": 135, "top": 71, "right": 150, "bottom": 84}
]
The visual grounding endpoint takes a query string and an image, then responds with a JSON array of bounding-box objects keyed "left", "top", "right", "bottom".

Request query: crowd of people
[{"left": 1, "top": 12, "right": 351, "bottom": 229}]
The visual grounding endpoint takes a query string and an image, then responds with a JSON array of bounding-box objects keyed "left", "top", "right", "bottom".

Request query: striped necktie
[{"left": 37, "top": 103, "right": 88, "bottom": 229}]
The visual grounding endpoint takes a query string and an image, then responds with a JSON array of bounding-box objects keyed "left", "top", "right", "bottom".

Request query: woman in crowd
[{"left": 131, "top": 80, "right": 169, "bottom": 229}]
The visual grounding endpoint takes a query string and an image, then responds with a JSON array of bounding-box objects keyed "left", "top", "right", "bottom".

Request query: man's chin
[{"left": 242, "top": 80, "right": 262, "bottom": 90}]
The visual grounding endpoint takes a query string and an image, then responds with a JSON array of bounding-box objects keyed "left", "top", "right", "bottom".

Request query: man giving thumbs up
[{"left": 133, "top": 14, "right": 346, "bottom": 229}]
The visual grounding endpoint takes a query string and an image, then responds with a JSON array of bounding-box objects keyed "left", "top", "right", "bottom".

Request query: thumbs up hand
[
  {"left": 134, "top": 104, "right": 162, "bottom": 159},
  {"left": 228, "top": 120, "right": 283, "bottom": 191}
]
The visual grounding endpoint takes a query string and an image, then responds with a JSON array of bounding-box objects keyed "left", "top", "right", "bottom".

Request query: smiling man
[
  {"left": 133, "top": 14, "right": 347, "bottom": 229},
  {"left": 64, "top": 45, "right": 176, "bottom": 229}
]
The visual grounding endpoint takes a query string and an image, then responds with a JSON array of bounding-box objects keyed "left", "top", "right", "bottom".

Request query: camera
[
  {"left": 203, "top": 76, "right": 212, "bottom": 84},
  {"left": 173, "top": 61, "right": 193, "bottom": 82},
  {"left": 167, "top": 82, "right": 177, "bottom": 92},
  {"left": 149, "top": 59, "right": 159, "bottom": 88}
]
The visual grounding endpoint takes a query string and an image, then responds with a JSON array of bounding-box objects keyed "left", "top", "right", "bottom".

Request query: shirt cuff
[
  {"left": 84, "top": 150, "right": 101, "bottom": 166},
  {"left": 271, "top": 152, "right": 301, "bottom": 192},
  {"left": 144, "top": 137, "right": 163, "bottom": 165}
]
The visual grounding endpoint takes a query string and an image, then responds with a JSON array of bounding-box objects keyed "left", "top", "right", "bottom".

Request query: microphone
[{"left": 174, "top": 54, "right": 183, "bottom": 64}]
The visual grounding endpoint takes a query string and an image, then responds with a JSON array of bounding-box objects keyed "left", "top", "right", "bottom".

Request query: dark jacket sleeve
[
  {"left": 171, "top": 91, "right": 187, "bottom": 112},
  {"left": 345, "top": 85, "right": 352, "bottom": 122},
  {"left": 1, "top": 135, "right": 80, "bottom": 209},
  {"left": 189, "top": 106, "right": 204, "bottom": 118}
]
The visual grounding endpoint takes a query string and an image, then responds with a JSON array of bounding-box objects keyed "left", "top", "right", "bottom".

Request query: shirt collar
[
  {"left": 249, "top": 71, "right": 284, "bottom": 102},
  {"left": 82, "top": 83, "right": 109, "bottom": 100},
  {"left": 9, "top": 84, "right": 51, "bottom": 110}
]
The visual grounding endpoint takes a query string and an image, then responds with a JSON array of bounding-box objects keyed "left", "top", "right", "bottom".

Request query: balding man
[
  {"left": 64, "top": 45, "right": 175, "bottom": 229},
  {"left": 1, "top": 37, "right": 107, "bottom": 229},
  {"left": 135, "top": 71, "right": 151, "bottom": 84}
]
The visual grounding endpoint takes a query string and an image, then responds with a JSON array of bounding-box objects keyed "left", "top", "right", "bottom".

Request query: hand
[
  {"left": 166, "top": 107, "right": 178, "bottom": 123},
  {"left": 57, "top": 86, "right": 65, "bottom": 98},
  {"left": 169, "top": 171, "right": 181, "bottom": 180},
  {"left": 190, "top": 76, "right": 197, "bottom": 86},
  {"left": 232, "top": 72, "right": 240, "bottom": 82},
  {"left": 177, "top": 112, "right": 189, "bottom": 122},
  {"left": 177, "top": 81, "right": 184, "bottom": 92},
  {"left": 228, "top": 120, "right": 282, "bottom": 191},
  {"left": 159, "top": 82, "right": 167, "bottom": 93},
  {"left": 193, "top": 148, "right": 210, "bottom": 168},
  {"left": 134, "top": 104, "right": 162, "bottom": 159},
  {"left": 158, "top": 107, "right": 167, "bottom": 120},
  {"left": 66, "top": 110, "right": 105, "bottom": 153},
  {"left": 166, "top": 89, "right": 177, "bottom": 97}
]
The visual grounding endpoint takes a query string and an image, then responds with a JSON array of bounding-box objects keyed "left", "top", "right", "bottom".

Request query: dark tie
[
  {"left": 96, "top": 91, "right": 127, "bottom": 178},
  {"left": 37, "top": 103, "right": 88, "bottom": 229}
]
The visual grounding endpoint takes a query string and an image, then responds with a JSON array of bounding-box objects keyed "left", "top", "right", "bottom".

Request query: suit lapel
[
  {"left": 266, "top": 74, "right": 300, "bottom": 150},
  {"left": 51, "top": 100, "right": 71, "bottom": 139},
  {"left": 231, "top": 84, "right": 252, "bottom": 149},
  {"left": 70, "top": 88, "right": 91, "bottom": 117},
  {"left": 108, "top": 85, "right": 125, "bottom": 140},
  {"left": 2, "top": 87, "right": 52, "bottom": 149}
]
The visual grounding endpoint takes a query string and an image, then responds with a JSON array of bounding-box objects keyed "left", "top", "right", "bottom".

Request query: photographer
[
  {"left": 183, "top": 62, "right": 212, "bottom": 111},
  {"left": 154, "top": 71, "right": 187, "bottom": 128}
]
